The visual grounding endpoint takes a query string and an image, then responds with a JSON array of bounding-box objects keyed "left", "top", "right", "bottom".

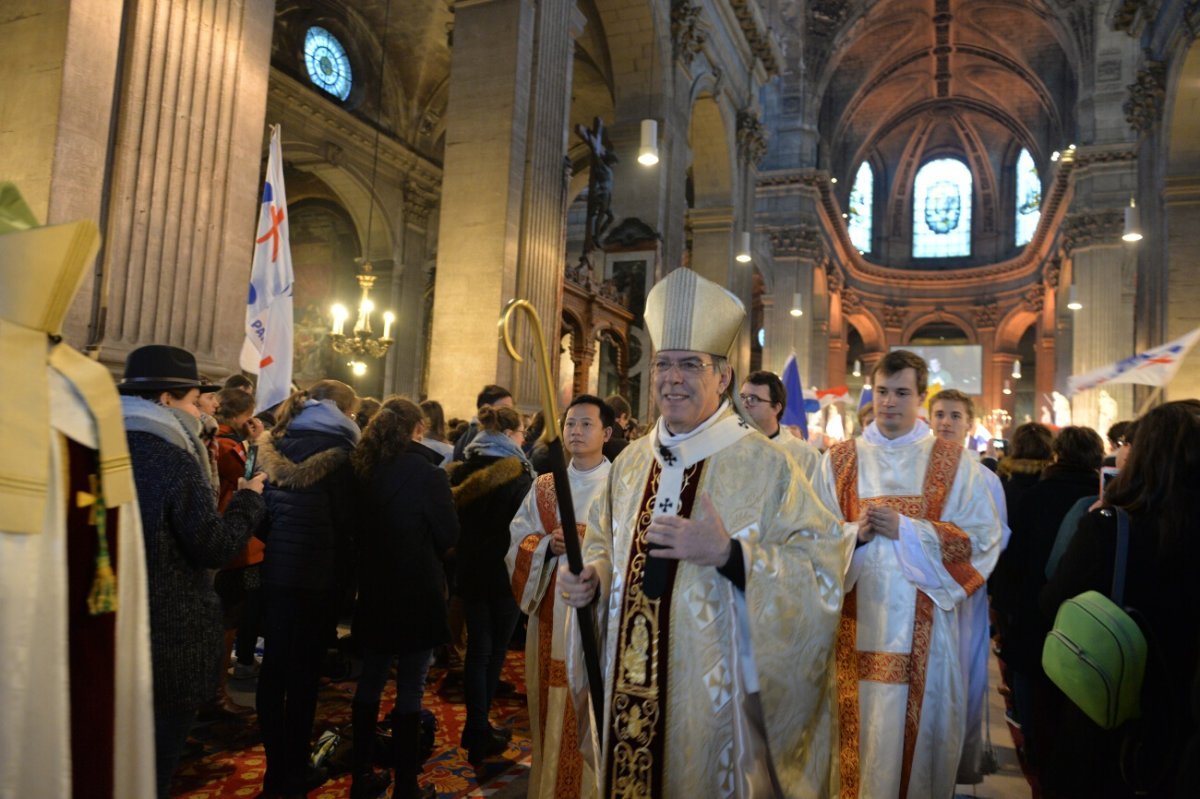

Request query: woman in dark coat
[
  {"left": 255, "top": 379, "right": 360, "bottom": 798},
  {"left": 991, "top": 425, "right": 1105, "bottom": 776},
  {"left": 1039, "top": 400, "right": 1200, "bottom": 798},
  {"left": 349, "top": 397, "right": 459, "bottom": 799},
  {"left": 117, "top": 345, "right": 266, "bottom": 798},
  {"left": 448, "top": 404, "right": 533, "bottom": 764}
]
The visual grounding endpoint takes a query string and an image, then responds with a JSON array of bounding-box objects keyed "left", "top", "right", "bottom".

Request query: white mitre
[{"left": 643, "top": 267, "right": 745, "bottom": 355}]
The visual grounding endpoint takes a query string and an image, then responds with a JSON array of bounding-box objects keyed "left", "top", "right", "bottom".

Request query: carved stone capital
[
  {"left": 671, "top": 1, "right": 706, "bottom": 68},
  {"left": 1023, "top": 283, "right": 1045, "bottom": 313},
  {"left": 824, "top": 262, "right": 844, "bottom": 293},
  {"left": 882, "top": 303, "right": 907, "bottom": 329},
  {"left": 767, "top": 225, "right": 824, "bottom": 261},
  {"left": 1061, "top": 210, "right": 1124, "bottom": 253},
  {"left": 972, "top": 301, "right": 999, "bottom": 328},
  {"left": 840, "top": 288, "right": 863, "bottom": 314},
  {"left": 737, "top": 110, "right": 769, "bottom": 166},
  {"left": 1124, "top": 61, "right": 1167, "bottom": 133},
  {"left": 1044, "top": 257, "right": 1062, "bottom": 289}
]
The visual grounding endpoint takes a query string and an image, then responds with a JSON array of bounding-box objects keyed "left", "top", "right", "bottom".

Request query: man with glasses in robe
[
  {"left": 739, "top": 370, "right": 821, "bottom": 481},
  {"left": 558, "top": 267, "right": 853, "bottom": 797}
]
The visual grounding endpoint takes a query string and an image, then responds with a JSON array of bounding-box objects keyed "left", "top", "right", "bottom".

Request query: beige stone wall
[{"left": 1, "top": 2, "right": 69, "bottom": 222}]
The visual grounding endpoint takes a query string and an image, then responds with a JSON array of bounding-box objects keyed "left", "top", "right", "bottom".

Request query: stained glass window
[
  {"left": 912, "top": 158, "right": 972, "bottom": 258},
  {"left": 1015, "top": 148, "right": 1041, "bottom": 246},
  {"left": 848, "top": 162, "right": 873, "bottom": 253},
  {"left": 304, "top": 27, "right": 353, "bottom": 101}
]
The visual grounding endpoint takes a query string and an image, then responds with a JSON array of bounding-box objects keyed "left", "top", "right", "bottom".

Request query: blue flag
[
  {"left": 780, "top": 354, "right": 809, "bottom": 438},
  {"left": 858, "top": 386, "right": 873, "bottom": 410}
]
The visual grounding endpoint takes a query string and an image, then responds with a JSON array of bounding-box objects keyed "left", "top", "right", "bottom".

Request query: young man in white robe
[
  {"left": 559, "top": 267, "right": 854, "bottom": 798},
  {"left": 506, "top": 394, "right": 614, "bottom": 798},
  {"left": 929, "top": 389, "right": 1011, "bottom": 785},
  {"left": 739, "top": 369, "right": 822, "bottom": 481},
  {"left": 814, "top": 350, "right": 1003, "bottom": 799}
]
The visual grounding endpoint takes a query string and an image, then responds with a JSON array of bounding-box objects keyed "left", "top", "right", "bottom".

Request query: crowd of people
[{"left": 117, "top": 268, "right": 1197, "bottom": 799}]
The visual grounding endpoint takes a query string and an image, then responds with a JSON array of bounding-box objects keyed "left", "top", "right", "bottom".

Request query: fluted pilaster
[{"left": 98, "top": 0, "right": 274, "bottom": 372}]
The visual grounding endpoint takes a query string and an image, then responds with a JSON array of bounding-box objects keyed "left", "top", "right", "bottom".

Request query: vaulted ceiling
[{"left": 804, "top": 0, "right": 1081, "bottom": 266}]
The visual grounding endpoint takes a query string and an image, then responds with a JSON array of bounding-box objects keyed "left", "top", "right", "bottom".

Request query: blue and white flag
[
  {"left": 780, "top": 354, "right": 809, "bottom": 439},
  {"left": 1068, "top": 325, "right": 1200, "bottom": 394},
  {"left": 240, "top": 125, "right": 294, "bottom": 414},
  {"left": 858, "top": 385, "right": 873, "bottom": 410}
]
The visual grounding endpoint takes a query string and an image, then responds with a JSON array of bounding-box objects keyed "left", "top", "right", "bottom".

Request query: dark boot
[
  {"left": 350, "top": 703, "right": 391, "bottom": 799},
  {"left": 393, "top": 711, "right": 436, "bottom": 799}
]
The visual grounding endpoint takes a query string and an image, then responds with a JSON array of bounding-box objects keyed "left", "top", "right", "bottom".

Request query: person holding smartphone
[{"left": 212, "top": 388, "right": 269, "bottom": 702}]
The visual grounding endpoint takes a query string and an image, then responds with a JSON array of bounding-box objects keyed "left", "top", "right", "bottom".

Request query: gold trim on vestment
[{"left": 608, "top": 461, "right": 702, "bottom": 798}]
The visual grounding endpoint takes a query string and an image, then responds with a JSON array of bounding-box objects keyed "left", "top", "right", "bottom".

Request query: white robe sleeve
[
  {"left": 505, "top": 482, "right": 556, "bottom": 615},
  {"left": 893, "top": 456, "right": 1003, "bottom": 611}
]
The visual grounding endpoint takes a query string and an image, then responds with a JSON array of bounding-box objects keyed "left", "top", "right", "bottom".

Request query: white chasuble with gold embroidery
[
  {"left": 506, "top": 459, "right": 610, "bottom": 799},
  {"left": 814, "top": 420, "right": 1002, "bottom": 799},
  {"left": 569, "top": 405, "right": 854, "bottom": 798}
]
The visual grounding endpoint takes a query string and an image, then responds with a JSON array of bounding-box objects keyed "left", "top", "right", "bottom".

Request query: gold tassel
[{"left": 78, "top": 472, "right": 118, "bottom": 615}]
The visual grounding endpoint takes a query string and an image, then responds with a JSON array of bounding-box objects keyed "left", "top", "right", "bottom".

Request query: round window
[{"left": 303, "top": 26, "right": 352, "bottom": 101}]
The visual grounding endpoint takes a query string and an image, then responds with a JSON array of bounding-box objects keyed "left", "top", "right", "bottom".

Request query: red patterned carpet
[{"left": 171, "top": 652, "right": 531, "bottom": 798}]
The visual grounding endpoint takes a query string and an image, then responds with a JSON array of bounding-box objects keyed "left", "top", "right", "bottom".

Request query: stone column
[
  {"left": 1063, "top": 213, "right": 1137, "bottom": 430},
  {"left": 1163, "top": 175, "right": 1200, "bottom": 401},
  {"left": 384, "top": 196, "right": 434, "bottom": 397},
  {"left": 510, "top": 1, "right": 584, "bottom": 410},
  {"left": 427, "top": 0, "right": 536, "bottom": 418},
  {"left": 88, "top": 0, "right": 274, "bottom": 373},
  {"left": 428, "top": 0, "right": 582, "bottom": 418},
  {"left": 761, "top": 257, "right": 816, "bottom": 382}
]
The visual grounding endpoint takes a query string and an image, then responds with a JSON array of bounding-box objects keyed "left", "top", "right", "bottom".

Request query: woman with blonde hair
[
  {"left": 255, "top": 379, "right": 360, "bottom": 798},
  {"left": 349, "top": 397, "right": 459, "bottom": 799}
]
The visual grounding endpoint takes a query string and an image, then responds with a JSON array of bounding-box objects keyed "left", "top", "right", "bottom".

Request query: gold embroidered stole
[
  {"left": 830, "top": 437, "right": 964, "bottom": 799},
  {"left": 607, "top": 460, "right": 704, "bottom": 798}
]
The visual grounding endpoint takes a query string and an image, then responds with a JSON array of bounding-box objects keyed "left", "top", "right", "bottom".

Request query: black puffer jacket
[
  {"left": 353, "top": 450, "right": 460, "bottom": 653},
  {"left": 449, "top": 455, "right": 532, "bottom": 602},
  {"left": 257, "top": 428, "right": 358, "bottom": 591},
  {"left": 128, "top": 431, "right": 265, "bottom": 713}
]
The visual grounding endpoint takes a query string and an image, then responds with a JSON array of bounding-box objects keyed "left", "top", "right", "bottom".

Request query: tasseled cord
[{"left": 77, "top": 471, "right": 118, "bottom": 615}]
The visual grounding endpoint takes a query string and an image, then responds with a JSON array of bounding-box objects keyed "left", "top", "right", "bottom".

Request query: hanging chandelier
[
  {"left": 328, "top": 0, "right": 395, "bottom": 363},
  {"left": 329, "top": 262, "right": 394, "bottom": 358}
]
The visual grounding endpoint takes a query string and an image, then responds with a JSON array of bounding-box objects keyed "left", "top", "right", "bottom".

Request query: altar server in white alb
[
  {"left": 814, "top": 350, "right": 1003, "bottom": 799},
  {"left": 559, "top": 267, "right": 854, "bottom": 798},
  {"left": 506, "top": 394, "right": 614, "bottom": 798}
]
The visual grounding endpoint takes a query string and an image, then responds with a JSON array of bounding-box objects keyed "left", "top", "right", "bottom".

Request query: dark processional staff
[{"left": 498, "top": 299, "right": 606, "bottom": 726}]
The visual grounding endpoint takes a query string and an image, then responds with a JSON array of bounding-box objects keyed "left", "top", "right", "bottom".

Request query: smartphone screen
[
  {"left": 244, "top": 444, "right": 259, "bottom": 480},
  {"left": 1100, "top": 465, "right": 1119, "bottom": 494}
]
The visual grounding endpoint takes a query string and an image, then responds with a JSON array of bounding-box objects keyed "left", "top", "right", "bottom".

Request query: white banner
[
  {"left": 240, "top": 125, "right": 295, "bottom": 414},
  {"left": 1068, "top": 326, "right": 1200, "bottom": 395}
]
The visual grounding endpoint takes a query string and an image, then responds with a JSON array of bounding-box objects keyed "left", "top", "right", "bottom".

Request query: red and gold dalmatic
[
  {"left": 506, "top": 461, "right": 610, "bottom": 799},
  {"left": 816, "top": 429, "right": 1002, "bottom": 799}
]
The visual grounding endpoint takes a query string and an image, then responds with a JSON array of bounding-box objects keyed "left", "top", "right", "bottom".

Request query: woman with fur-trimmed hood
[
  {"left": 254, "top": 379, "right": 360, "bottom": 798},
  {"left": 447, "top": 404, "right": 534, "bottom": 764}
]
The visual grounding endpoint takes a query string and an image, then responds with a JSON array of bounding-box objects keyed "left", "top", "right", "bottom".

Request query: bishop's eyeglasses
[{"left": 650, "top": 357, "right": 716, "bottom": 376}]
